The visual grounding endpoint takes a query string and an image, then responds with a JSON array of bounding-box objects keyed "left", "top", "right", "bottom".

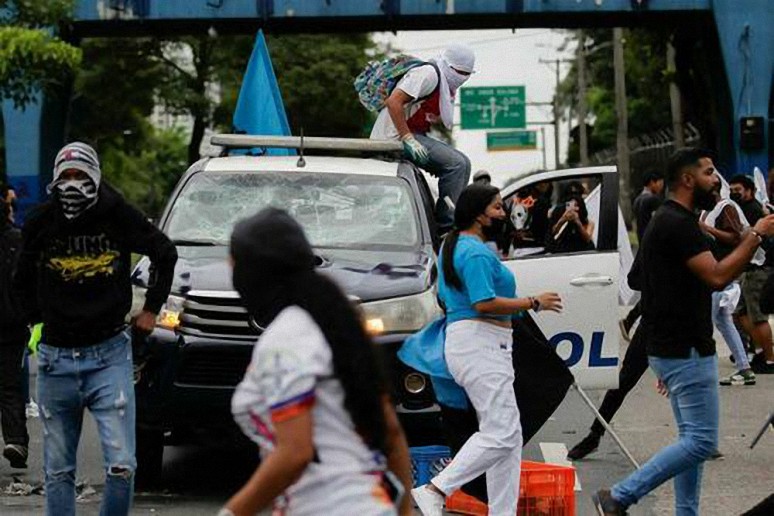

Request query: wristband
[{"left": 530, "top": 296, "right": 541, "bottom": 312}]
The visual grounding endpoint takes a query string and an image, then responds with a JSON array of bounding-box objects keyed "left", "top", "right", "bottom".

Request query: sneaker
[
  {"left": 751, "top": 356, "right": 774, "bottom": 374},
  {"left": 592, "top": 489, "right": 628, "bottom": 515},
  {"left": 411, "top": 485, "right": 444, "bottom": 516},
  {"left": 720, "top": 369, "right": 756, "bottom": 386},
  {"left": 709, "top": 450, "right": 725, "bottom": 461},
  {"left": 3, "top": 444, "right": 28, "bottom": 469},
  {"left": 26, "top": 399, "right": 39, "bottom": 419},
  {"left": 618, "top": 319, "right": 631, "bottom": 343},
  {"left": 567, "top": 432, "right": 601, "bottom": 461}
]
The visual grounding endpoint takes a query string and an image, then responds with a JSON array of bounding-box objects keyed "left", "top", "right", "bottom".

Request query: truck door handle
[{"left": 570, "top": 275, "right": 614, "bottom": 286}]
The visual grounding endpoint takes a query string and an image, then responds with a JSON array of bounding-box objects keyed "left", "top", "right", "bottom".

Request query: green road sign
[
  {"left": 486, "top": 130, "right": 538, "bottom": 151},
  {"left": 460, "top": 86, "right": 526, "bottom": 130}
]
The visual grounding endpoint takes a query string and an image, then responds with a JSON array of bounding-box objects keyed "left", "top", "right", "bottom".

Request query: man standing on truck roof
[
  {"left": 370, "top": 44, "right": 476, "bottom": 233},
  {"left": 13, "top": 142, "right": 178, "bottom": 516}
]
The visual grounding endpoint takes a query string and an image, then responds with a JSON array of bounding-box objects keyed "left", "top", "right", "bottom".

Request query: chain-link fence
[{"left": 590, "top": 123, "right": 702, "bottom": 201}]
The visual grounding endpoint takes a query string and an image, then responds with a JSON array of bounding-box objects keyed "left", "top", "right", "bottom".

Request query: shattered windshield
[{"left": 164, "top": 171, "right": 420, "bottom": 249}]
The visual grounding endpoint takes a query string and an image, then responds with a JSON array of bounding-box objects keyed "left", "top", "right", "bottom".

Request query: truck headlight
[
  {"left": 130, "top": 285, "right": 184, "bottom": 330},
  {"left": 360, "top": 288, "right": 441, "bottom": 335}
]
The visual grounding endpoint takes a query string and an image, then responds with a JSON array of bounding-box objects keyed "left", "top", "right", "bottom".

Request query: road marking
[{"left": 539, "top": 442, "right": 582, "bottom": 492}]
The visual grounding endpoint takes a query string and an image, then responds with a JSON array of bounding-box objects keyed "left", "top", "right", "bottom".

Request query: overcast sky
[{"left": 373, "top": 29, "right": 575, "bottom": 187}]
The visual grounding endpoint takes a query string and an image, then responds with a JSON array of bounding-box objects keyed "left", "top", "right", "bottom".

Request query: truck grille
[
  {"left": 179, "top": 290, "right": 259, "bottom": 340},
  {"left": 176, "top": 346, "right": 253, "bottom": 387}
]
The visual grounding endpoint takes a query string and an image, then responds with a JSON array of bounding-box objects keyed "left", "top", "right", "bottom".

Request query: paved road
[{"left": 2, "top": 340, "right": 772, "bottom": 515}]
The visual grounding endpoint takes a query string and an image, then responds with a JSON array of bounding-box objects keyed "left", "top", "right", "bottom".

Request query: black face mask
[
  {"left": 482, "top": 216, "right": 506, "bottom": 242},
  {"left": 694, "top": 185, "right": 718, "bottom": 211},
  {"left": 729, "top": 192, "right": 743, "bottom": 204}
]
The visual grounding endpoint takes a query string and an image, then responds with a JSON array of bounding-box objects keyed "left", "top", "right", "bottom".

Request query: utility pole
[
  {"left": 539, "top": 58, "right": 562, "bottom": 169},
  {"left": 577, "top": 31, "right": 589, "bottom": 166},
  {"left": 667, "top": 37, "right": 685, "bottom": 147},
  {"left": 613, "top": 27, "right": 632, "bottom": 222}
]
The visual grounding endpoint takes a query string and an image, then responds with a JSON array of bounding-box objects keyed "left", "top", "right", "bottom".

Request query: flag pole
[{"left": 572, "top": 382, "right": 640, "bottom": 469}]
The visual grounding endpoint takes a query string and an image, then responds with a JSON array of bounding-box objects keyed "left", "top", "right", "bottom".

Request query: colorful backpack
[{"left": 354, "top": 54, "right": 436, "bottom": 112}]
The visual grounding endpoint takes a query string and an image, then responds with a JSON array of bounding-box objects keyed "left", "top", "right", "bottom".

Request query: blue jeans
[
  {"left": 414, "top": 134, "right": 472, "bottom": 231},
  {"left": 611, "top": 351, "right": 718, "bottom": 516},
  {"left": 37, "top": 331, "right": 136, "bottom": 516},
  {"left": 711, "top": 290, "right": 751, "bottom": 370}
]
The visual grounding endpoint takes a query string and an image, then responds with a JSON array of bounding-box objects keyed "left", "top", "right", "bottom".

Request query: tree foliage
[
  {"left": 212, "top": 33, "right": 380, "bottom": 139},
  {"left": 0, "top": 0, "right": 81, "bottom": 108},
  {"left": 66, "top": 32, "right": 379, "bottom": 216},
  {"left": 98, "top": 128, "right": 189, "bottom": 217},
  {"left": 558, "top": 28, "right": 673, "bottom": 163}
]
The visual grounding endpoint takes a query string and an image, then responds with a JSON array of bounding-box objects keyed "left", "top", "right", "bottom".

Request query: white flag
[{"left": 585, "top": 185, "right": 638, "bottom": 305}]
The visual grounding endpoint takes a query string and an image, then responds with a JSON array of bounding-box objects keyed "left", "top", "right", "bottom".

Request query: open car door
[{"left": 501, "top": 166, "right": 621, "bottom": 389}]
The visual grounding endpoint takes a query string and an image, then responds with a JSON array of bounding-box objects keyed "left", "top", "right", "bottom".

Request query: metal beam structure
[
  {"left": 3, "top": 0, "right": 772, "bottom": 219},
  {"left": 69, "top": 1, "right": 713, "bottom": 36}
]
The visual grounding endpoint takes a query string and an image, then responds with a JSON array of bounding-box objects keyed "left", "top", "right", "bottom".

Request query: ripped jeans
[{"left": 37, "top": 330, "right": 136, "bottom": 516}]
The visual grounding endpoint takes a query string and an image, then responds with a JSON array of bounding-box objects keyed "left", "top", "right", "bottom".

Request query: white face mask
[{"left": 444, "top": 68, "right": 469, "bottom": 94}]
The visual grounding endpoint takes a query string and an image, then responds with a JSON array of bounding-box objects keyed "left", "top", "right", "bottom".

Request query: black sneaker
[
  {"left": 709, "top": 450, "right": 725, "bottom": 461},
  {"left": 751, "top": 354, "right": 774, "bottom": 374},
  {"left": 3, "top": 444, "right": 28, "bottom": 469},
  {"left": 567, "top": 432, "right": 601, "bottom": 461},
  {"left": 592, "top": 489, "right": 628, "bottom": 515}
]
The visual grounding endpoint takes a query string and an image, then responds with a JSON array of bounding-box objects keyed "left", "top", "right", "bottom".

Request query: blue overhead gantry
[{"left": 3, "top": 0, "right": 772, "bottom": 216}]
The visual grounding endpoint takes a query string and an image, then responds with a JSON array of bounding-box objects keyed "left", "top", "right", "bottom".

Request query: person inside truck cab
[
  {"left": 370, "top": 44, "right": 476, "bottom": 234},
  {"left": 222, "top": 208, "right": 412, "bottom": 516}
]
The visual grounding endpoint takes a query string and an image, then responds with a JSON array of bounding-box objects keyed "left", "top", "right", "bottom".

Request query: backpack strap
[{"left": 406, "top": 62, "right": 442, "bottom": 104}]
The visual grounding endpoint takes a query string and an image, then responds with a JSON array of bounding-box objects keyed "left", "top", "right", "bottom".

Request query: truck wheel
[{"left": 135, "top": 427, "right": 164, "bottom": 490}]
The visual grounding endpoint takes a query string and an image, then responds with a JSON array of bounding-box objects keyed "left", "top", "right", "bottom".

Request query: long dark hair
[
  {"left": 565, "top": 194, "right": 589, "bottom": 225},
  {"left": 286, "top": 271, "right": 389, "bottom": 453},
  {"left": 231, "top": 209, "right": 389, "bottom": 454},
  {"left": 441, "top": 183, "right": 500, "bottom": 291}
]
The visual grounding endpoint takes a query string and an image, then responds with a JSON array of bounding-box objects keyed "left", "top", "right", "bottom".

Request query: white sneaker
[
  {"left": 26, "top": 399, "right": 39, "bottom": 419},
  {"left": 411, "top": 485, "right": 444, "bottom": 516}
]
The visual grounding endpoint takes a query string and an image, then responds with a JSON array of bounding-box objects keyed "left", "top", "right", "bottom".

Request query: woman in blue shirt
[{"left": 412, "top": 184, "right": 562, "bottom": 516}]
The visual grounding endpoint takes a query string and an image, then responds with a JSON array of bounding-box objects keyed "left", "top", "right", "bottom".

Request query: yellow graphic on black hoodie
[
  {"left": 47, "top": 252, "right": 120, "bottom": 282},
  {"left": 45, "top": 234, "right": 121, "bottom": 282}
]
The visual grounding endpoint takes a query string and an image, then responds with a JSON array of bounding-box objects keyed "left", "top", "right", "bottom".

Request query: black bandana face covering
[{"left": 52, "top": 179, "right": 98, "bottom": 220}]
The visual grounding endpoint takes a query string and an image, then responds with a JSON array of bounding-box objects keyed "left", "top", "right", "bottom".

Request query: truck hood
[{"left": 133, "top": 244, "right": 435, "bottom": 302}]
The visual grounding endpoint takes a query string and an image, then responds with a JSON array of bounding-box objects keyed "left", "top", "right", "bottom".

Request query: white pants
[{"left": 433, "top": 320, "right": 523, "bottom": 516}]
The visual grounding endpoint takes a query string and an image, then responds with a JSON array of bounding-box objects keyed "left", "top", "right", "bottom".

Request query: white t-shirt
[
  {"left": 370, "top": 66, "right": 439, "bottom": 140},
  {"left": 231, "top": 305, "right": 395, "bottom": 516}
]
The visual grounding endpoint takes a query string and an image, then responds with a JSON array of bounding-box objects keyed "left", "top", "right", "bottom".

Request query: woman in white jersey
[{"left": 219, "top": 208, "right": 412, "bottom": 516}]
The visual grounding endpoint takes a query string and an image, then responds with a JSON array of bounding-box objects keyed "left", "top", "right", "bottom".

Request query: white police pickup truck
[{"left": 130, "top": 134, "right": 621, "bottom": 486}]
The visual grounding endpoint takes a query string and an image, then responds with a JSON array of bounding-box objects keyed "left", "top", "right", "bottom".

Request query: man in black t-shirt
[
  {"left": 619, "top": 171, "right": 665, "bottom": 341},
  {"left": 633, "top": 170, "right": 665, "bottom": 243},
  {"left": 593, "top": 148, "right": 774, "bottom": 516},
  {"left": 728, "top": 175, "right": 774, "bottom": 373}
]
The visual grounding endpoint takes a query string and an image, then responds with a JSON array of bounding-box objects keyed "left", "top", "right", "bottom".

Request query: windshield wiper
[{"left": 171, "top": 239, "right": 223, "bottom": 247}]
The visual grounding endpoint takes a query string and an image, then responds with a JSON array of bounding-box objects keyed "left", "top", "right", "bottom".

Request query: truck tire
[{"left": 135, "top": 427, "right": 164, "bottom": 490}]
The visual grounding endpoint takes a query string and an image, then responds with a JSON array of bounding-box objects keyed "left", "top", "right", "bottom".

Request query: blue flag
[{"left": 232, "top": 30, "right": 293, "bottom": 156}]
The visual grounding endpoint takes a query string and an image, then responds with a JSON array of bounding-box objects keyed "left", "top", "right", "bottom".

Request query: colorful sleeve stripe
[{"left": 270, "top": 390, "right": 316, "bottom": 423}]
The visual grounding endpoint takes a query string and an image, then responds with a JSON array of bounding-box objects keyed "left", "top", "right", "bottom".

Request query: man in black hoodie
[
  {"left": 0, "top": 183, "right": 29, "bottom": 469},
  {"left": 13, "top": 142, "right": 177, "bottom": 516}
]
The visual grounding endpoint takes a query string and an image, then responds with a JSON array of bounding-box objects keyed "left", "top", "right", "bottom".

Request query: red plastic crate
[{"left": 445, "top": 461, "right": 575, "bottom": 516}]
